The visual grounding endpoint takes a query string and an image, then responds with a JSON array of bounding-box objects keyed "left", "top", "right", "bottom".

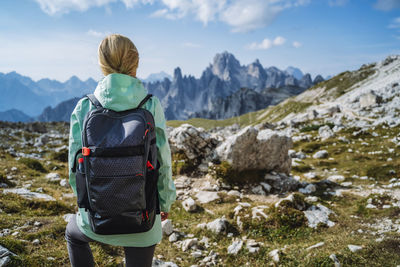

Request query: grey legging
[{"left": 65, "top": 214, "right": 156, "bottom": 267}]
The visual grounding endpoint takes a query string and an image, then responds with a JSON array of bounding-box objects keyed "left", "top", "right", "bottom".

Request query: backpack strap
[
  {"left": 136, "top": 94, "right": 153, "bottom": 109},
  {"left": 86, "top": 94, "right": 103, "bottom": 109}
]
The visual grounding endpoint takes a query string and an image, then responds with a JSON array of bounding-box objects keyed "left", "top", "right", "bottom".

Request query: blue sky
[{"left": 0, "top": 0, "right": 399, "bottom": 82}]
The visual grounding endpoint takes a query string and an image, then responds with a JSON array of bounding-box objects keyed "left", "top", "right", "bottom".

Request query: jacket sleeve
[
  {"left": 152, "top": 97, "right": 176, "bottom": 212},
  {"left": 68, "top": 98, "right": 91, "bottom": 196}
]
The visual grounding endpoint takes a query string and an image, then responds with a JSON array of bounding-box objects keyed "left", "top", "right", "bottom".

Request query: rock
[
  {"left": 35, "top": 187, "right": 43, "bottom": 193},
  {"left": 215, "top": 126, "right": 292, "bottom": 174},
  {"left": 169, "top": 232, "right": 178, "bottom": 242},
  {"left": 359, "top": 91, "right": 382, "bottom": 108},
  {"left": 182, "top": 197, "right": 197, "bottom": 212},
  {"left": 195, "top": 191, "right": 220, "bottom": 204},
  {"left": 3, "top": 188, "right": 55, "bottom": 201},
  {"left": 60, "top": 179, "right": 69, "bottom": 187},
  {"left": 299, "top": 184, "right": 316, "bottom": 194},
  {"left": 168, "top": 124, "right": 217, "bottom": 165},
  {"left": 227, "top": 190, "right": 241, "bottom": 197},
  {"left": 252, "top": 206, "right": 269, "bottom": 220},
  {"left": 260, "top": 182, "right": 271, "bottom": 193},
  {"left": 319, "top": 125, "right": 335, "bottom": 140},
  {"left": 304, "top": 172, "right": 317, "bottom": 179},
  {"left": 206, "top": 218, "right": 228, "bottom": 234},
  {"left": 348, "top": 245, "right": 363, "bottom": 252},
  {"left": 152, "top": 259, "right": 179, "bottom": 267},
  {"left": 33, "top": 221, "right": 42, "bottom": 227},
  {"left": 227, "top": 239, "right": 243, "bottom": 255},
  {"left": 306, "top": 242, "right": 325, "bottom": 250},
  {"left": 246, "top": 239, "right": 260, "bottom": 253},
  {"left": 34, "top": 134, "right": 50, "bottom": 147},
  {"left": 269, "top": 249, "right": 280, "bottom": 263},
  {"left": 0, "top": 244, "right": 16, "bottom": 267},
  {"left": 162, "top": 219, "right": 173, "bottom": 236},
  {"left": 328, "top": 175, "right": 345, "bottom": 183},
  {"left": 251, "top": 185, "right": 266, "bottom": 195},
  {"left": 63, "top": 213, "right": 74, "bottom": 223},
  {"left": 32, "top": 239, "right": 40, "bottom": 245},
  {"left": 313, "top": 150, "right": 329, "bottom": 159},
  {"left": 191, "top": 250, "right": 202, "bottom": 258},
  {"left": 264, "top": 173, "right": 300, "bottom": 193},
  {"left": 46, "top": 173, "right": 61, "bottom": 182},
  {"left": 182, "top": 238, "right": 198, "bottom": 252},
  {"left": 305, "top": 196, "right": 318, "bottom": 203},
  {"left": 304, "top": 204, "right": 335, "bottom": 228},
  {"left": 10, "top": 167, "right": 17, "bottom": 172},
  {"left": 329, "top": 254, "right": 342, "bottom": 267}
]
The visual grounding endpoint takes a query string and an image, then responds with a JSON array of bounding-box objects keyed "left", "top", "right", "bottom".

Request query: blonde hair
[{"left": 98, "top": 34, "right": 139, "bottom": 77}]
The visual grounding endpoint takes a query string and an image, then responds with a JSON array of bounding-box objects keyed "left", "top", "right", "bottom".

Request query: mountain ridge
[{"left": 1, "top": 51, "right": 321, "bottom": 122}]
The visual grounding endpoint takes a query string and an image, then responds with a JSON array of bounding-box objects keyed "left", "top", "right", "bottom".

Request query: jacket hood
[{"left": 93, "top": 73, "right": 148, "bottom": 112}]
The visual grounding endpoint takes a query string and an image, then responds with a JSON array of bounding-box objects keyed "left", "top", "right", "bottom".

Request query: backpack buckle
[{"left": 82, "top": 147, "right": 91, "bottom": 156}]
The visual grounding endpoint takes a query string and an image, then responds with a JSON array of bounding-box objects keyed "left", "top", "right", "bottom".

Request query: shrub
[
  {"left": 50, "top": 149, "right": 68, "bottom": 162},
  {"left": 19, "top": 158, "right": 47, "bottom": 173},
  {"left": 171, "top": 152, "right": 197, "bottom": 175}
]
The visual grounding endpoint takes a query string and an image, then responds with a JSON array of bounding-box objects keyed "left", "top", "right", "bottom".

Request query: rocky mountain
[
  {"left": 0, "top": 52, "right": 321, "bottom": 122},
  {"left": 145, "top": 52, "right": 321, "bottom": 120},
  {"left": 0, "top": 109, "right": 32, "bottom": 122},
  {"left": 0, "top": 71, "right": 96, "bottom": 117},
  {"left": 141, "top": 71, "right": 172, "bottom": 83},
  {"left": 274, "top": 55, "right": 400, "bottom": 129},
  {"left": 37, "top": 97, "right": 81, "bottom": 122}
]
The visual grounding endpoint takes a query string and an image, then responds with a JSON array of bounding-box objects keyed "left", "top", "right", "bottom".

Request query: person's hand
[{"left": 160, "top": 212, "right": 168, "bottom": 221}]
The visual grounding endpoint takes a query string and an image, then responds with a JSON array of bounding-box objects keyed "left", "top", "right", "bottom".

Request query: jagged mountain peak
[
  {"left": 285, "top": 66, "right": 304, "bottom": 80},
  {"left": 173, "top": 67, "right": 183, "bottom": 81},
  {"left": 211, "top": 51, "right": 241, "bottom": 81}
]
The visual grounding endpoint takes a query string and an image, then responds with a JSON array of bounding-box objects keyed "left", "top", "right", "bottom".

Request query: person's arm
[{"left": 153, "top": 97, "right": 176, "bottom": 213}]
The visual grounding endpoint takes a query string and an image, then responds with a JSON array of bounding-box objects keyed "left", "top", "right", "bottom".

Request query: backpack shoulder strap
[
  {"left": 136, "top": 94, "right": 153, "bottom": 109},
  {"left": 86, "top": 94, "right": 103, "bottom": 109}
]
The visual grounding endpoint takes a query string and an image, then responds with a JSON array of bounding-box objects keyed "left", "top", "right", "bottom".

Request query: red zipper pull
[
  {"left": 147, "top": 161, "right": 154, "bottom": 170},
  {"left": 146, "top": 211, "right": 149, "bottom": 221}
]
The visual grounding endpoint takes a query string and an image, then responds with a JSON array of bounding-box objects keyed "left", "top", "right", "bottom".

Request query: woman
[{"left": 65, "top": 34, "right": 176, "bottom": 267}]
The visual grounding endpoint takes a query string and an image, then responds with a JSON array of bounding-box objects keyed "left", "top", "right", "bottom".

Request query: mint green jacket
[{"left": 68, "top": 73, "right": 176, "bottom": 247}]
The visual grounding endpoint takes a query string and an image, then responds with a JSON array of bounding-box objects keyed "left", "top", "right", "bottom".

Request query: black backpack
[{"left": 71, "top": 94, "right": 160, "bottom": 235}]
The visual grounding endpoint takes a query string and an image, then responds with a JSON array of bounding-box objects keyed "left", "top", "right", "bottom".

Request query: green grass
[
  {"left": 1, "top": 121, "right": 400, "bottom": 266},
  {"left": 167, "top": 100, "right": 313, "bottom": 130},
  {"left": 308, "top": 63, "right": 376, "bottom": 97}
]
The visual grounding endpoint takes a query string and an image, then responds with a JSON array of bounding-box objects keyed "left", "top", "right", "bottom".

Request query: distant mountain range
[
  {"left": 0, "top": 71, "right": 96, "bottom": 116},
  {"left": 145, "top": 52, "right": 323, "bottom": 120},
  {"left": 0, "top": 52, "right": 324, "bottom": 122},
  {"left": 141, "top": 71, "right": 172, "bottom": 83}
]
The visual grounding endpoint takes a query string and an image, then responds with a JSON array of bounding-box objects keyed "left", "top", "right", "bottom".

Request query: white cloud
[
  {"left": 388, "top": 17, "right": 400, "bottom": 28},
  {"left": 247, "top": 36, "right": 286, "bottom": 50},
  {"left": 34, "top": 0, "right": 154, "bottom": 15},
  {"left": 293, "top": 41, "right": 302, "bottom": 48},
  {"left": 273, "top": 36, "right": 286, "bottom": 46},
  {"left": 87, "top": 29, "right": 109, "bottom": 38},
  {"left": 152, "top": 0, "right": 226, "bottom": 25},
  {"left": 374, "top": 0, "right": 400, "bottom": 10},
  {"left": 35, "top": 0, "right": 311, "bottom": 32},
  {"left": 182, "top": 42, "right": 202, "bottom": 48},
  {"left": 220, "top": 0, "right": 310, "bottom": 32}
]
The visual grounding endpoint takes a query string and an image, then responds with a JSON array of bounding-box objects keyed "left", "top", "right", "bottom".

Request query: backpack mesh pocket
[{"left": 89, "top": 174, "right": 146, "bottom": 217}]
